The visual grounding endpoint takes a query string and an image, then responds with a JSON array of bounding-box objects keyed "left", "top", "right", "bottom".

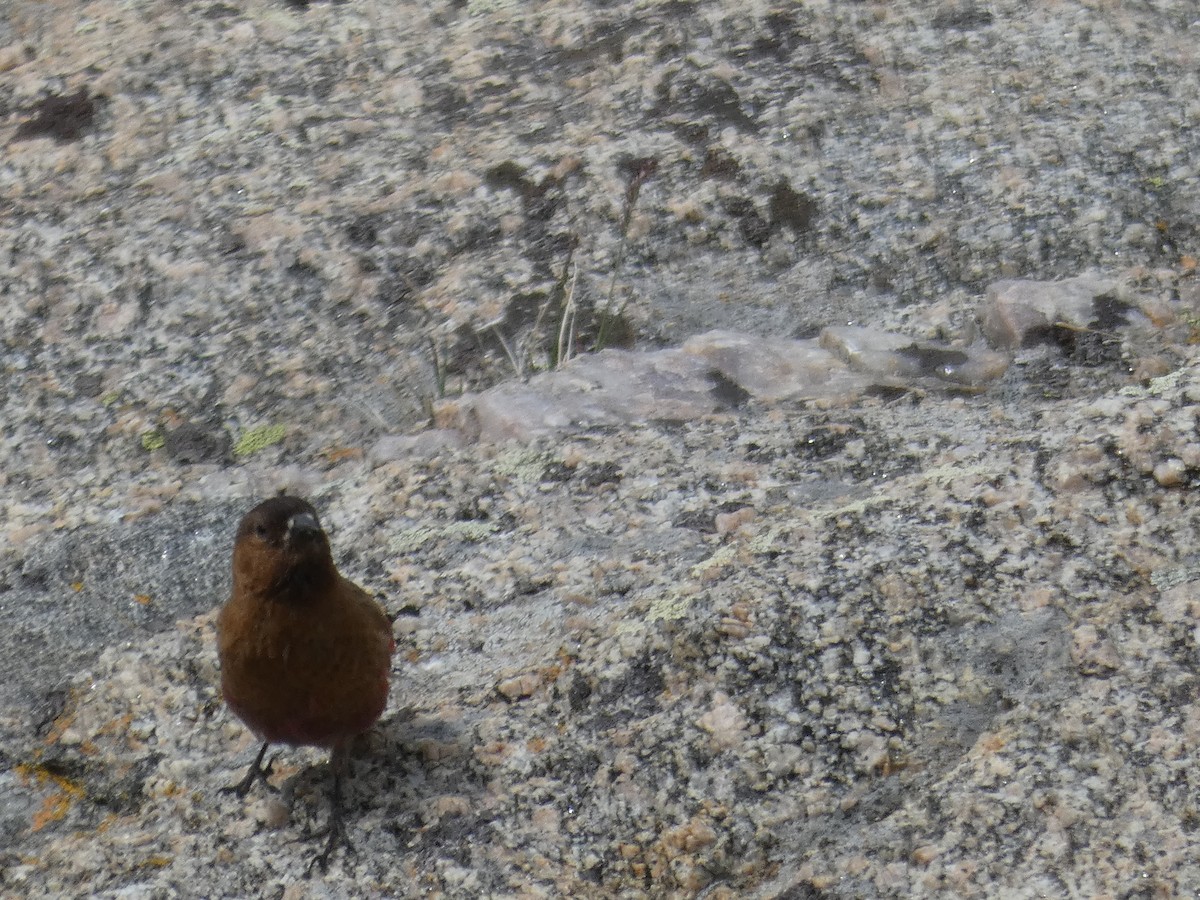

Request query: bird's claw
[
  {"left": 221, "top": 743, "right": 278, "bottom": 797},
  {"left": 303, "top": 815, "right": 355, "bottom": 874}
]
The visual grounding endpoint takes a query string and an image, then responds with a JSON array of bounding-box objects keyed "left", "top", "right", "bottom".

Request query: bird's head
[{"left": 232, "top": 495, "right": 336, "bottom": 600}]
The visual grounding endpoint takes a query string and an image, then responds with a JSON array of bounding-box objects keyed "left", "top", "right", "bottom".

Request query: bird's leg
[
  {"left": 306, "top": 742, "right": 356, "bottom": 874},
  {"left": 223, "top": 741, "right": 276, "bottom": 797}
]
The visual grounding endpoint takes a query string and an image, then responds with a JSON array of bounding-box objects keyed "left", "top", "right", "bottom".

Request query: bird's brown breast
[{"left": 218, "top": 576, "right": 393, "bottom": 748}]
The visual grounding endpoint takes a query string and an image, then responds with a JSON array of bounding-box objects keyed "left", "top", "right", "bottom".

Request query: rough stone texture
[
  {"left": 11, "top": 358, "right": 1200, "bottom": 897},
  {"left": 4, "top": 0, "right": 1200, "bottom": 897},
  {"left": 436, "top": 326, "right": 1008, "bottom": 443},
  {"left": 980, "top": 273, "right": 1120, "bottom": 349}
]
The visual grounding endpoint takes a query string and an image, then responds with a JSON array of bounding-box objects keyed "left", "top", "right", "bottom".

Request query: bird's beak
[{"left": 287, "top": 512, "right": 322, "bottom": 541}]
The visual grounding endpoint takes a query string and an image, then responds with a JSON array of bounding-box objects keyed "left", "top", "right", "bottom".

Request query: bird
[{"left": 216, "top": 495, "right": 394, "bottom": 871}]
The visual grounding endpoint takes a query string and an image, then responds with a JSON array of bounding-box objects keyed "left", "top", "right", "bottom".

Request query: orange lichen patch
[
  {"left": 32, "top": 793, "right": 73, "bottom": 831},
  {"left": 42, "top": 705, "right": 78, "bottom": 746},
  {"left": 94, "top": 813, "right": 120, "bottom": 834},
  {"left": 15, "top": 763, "right": 86, "bottom": 832},
  {"left": 528, "top": 648, "right": 576, "bottom": 687},
  {"left": 93, "top": 713, "right": 134, "bottom": 741},
  {"left": 321, "top": 446, "right": 364, "bottom": 464},
  {"left": 1181, "top": 255, "right": 1197, "bottom": 273},
  {"left": 133, "top": 593, "right": 152, "bottom": 605},
  {"left": 71, "top": 581, "right": 84, "bottom": 592}
]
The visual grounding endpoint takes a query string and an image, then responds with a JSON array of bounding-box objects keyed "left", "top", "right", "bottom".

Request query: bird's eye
[{"left": 254, "top": 523, "right": 269, "bottom": 539}]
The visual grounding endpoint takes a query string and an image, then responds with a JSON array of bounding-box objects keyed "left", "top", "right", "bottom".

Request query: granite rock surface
[{"left": 4, "top": 1, "right": 1200, "bottom": 897}]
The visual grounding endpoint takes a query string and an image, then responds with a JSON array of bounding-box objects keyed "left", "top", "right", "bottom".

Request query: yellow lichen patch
[
  {"left": 491, "top": 447, "right": 553, "bottom": 482},
  {"left": 644, "top": 590, "right": 693, "bottom": 623},
  {"left": 233, "top": 424, "right": 286, "bottom": 457},
  {"left": 691, "top": 544, "right": 737, "bottom": 580},
  {"left": 390, "top": 521, "right": 497, "bottom": 553},
  {"left": 140, "top": 429, "right": 166, "bottom": 451}
]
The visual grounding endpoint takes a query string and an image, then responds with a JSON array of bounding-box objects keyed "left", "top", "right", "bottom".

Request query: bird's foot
[
  {"left": 221, "top": 742, "right": 278, "bottom": 797},
  {"left": 303, "top": 811, "right": 355, "bottom": 875}
]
